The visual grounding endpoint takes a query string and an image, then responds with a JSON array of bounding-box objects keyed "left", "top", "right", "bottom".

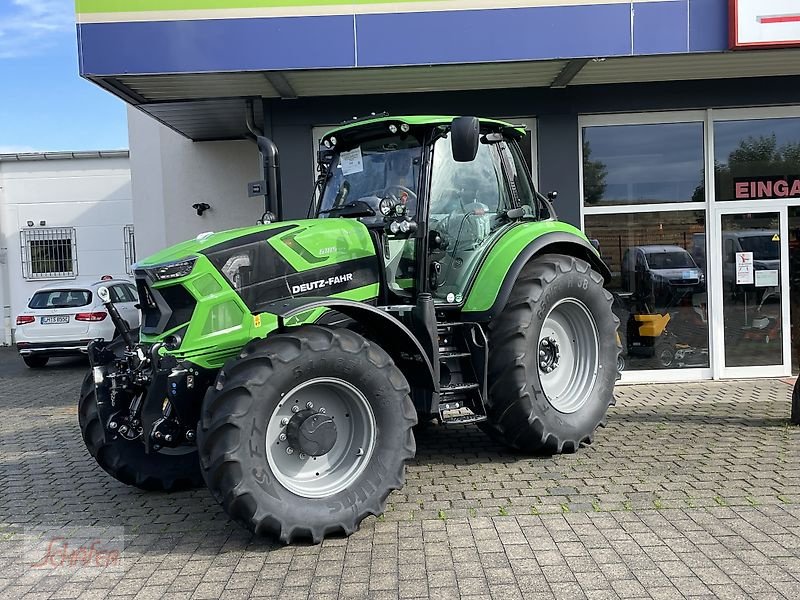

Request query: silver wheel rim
[
  {"left": 266, "top": 377, "right": 376, "bottom": 499},
  {"left": 538, "top": 299, "right": 599, "bottom": 414}
]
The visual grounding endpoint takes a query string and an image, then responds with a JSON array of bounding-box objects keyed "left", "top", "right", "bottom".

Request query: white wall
[
  {"left": 127, "top": 107, "right": 263, "bottom": 258},
  {"left": 0, "top": 155, "right": 132, "bottom": 344}
]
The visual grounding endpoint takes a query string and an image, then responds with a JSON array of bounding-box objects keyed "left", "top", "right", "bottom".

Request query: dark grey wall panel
[
  {"left": 272, "top": 124, "right": 314, "bottom": 220},
  {"left": 537, "top": 115, "right": 581, "bottom": 228},
  {"left": 264, "top": 75, "right": 800, "bottom": 223}
]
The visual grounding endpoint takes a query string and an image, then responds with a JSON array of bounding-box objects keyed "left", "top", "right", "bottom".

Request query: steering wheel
[{"left": 382, "top": 185, "right": 417, "bottom": 209}]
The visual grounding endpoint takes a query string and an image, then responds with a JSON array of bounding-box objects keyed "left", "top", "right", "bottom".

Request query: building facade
[
  {"left": 76, "top": 0, "right": 800, "bottom": 381},
  {"left": 0, "top": 152, "right": 133, "bottom": 345}
]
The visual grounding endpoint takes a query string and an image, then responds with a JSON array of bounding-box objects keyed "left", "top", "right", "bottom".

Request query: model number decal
[{"left": 291, "top": 273, "right": 354, "bottom": 294}]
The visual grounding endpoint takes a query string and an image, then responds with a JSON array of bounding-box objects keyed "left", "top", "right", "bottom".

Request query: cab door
[{"left": 426, "top": 132, "right": 514, "bottom": 304}]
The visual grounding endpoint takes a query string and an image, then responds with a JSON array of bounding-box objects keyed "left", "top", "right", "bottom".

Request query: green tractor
[{"left": 79, "top": 115, "right": 620, "bottom": 543}]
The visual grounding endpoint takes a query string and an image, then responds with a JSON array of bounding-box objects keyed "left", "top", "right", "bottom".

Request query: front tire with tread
[
  {"left": 78, "top": 373, "right": 204, "bottom": 491},
  {"left": 198, "top": 325, "right": 416, "bottom": 544}
]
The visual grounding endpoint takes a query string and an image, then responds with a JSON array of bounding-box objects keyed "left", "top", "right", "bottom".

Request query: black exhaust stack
[{"left": 246, "top": 99, "right": 282, "bottom": 221}]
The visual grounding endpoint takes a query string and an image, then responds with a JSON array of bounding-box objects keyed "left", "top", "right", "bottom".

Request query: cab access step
[{"left": 437, "top": 322, "right": 488, "bottom": 425}]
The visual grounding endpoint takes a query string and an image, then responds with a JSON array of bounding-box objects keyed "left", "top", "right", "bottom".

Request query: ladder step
[
  {"left": 440, "top": 382, "right": 479, "bottom": 394},
  {"left": 440, "top": 413, "right": 488, "bottom": 425},
  {"left": 440, "top": 351, "right": 470, "bottom": 359}
]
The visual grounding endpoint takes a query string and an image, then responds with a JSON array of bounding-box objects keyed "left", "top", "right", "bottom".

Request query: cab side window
[
  {"left": 429, "top": 135, "right": 510, "bottom": 217},
  {"left": 500, "top": 142, "right": 537, "bottom": 216},
  {"left": 428, "top": 134, "right": 512, "bottom": 302}
]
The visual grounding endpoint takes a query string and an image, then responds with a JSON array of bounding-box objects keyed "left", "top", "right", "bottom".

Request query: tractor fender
[
  {"left": 461, "top": 229, "right": 611, "bottom": 323},
  {"left": 260, "top": 297, "right": 437, "bottom": 392}
]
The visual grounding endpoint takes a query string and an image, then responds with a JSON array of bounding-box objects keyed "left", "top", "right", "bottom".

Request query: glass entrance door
[
  {"left": 789, "top": 206, "right": 800, "bottom": 373},
  {"left": 717, "top": 210, "right": 788, "bottom": 376}
]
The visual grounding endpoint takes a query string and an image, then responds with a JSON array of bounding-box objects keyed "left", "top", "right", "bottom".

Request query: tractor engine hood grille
[{"left": 135, "top": 271, "right": 197, "bottom": 335}]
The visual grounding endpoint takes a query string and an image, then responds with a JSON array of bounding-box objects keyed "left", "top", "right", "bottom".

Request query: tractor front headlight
[{"left": 151, "top": 258, "right": 197, "bottom": 281}]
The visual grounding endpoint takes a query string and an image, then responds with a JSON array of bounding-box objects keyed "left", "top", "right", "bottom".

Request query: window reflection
[
  {"left": 585, "top": 211, "right": 709, "bottom": 370},
  {"left": 582, "top": 122, "right": 705, "bottom": 206},
  {"left": 714, "top": 118, "right": 800, "bottom": 202}
]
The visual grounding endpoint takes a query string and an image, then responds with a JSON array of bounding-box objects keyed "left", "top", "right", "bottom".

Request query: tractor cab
[{"left": 314, "top": 116, "right": 543, "bottom": 305}]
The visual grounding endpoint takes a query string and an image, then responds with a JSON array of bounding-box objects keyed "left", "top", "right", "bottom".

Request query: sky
[{"left": 0, "top": 0, "right": 128, "bottom": 153}]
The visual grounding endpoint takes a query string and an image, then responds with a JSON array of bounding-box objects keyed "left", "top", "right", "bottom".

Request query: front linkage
[{"left": 87, "top": 287, "right": 211, "bottom": 454}]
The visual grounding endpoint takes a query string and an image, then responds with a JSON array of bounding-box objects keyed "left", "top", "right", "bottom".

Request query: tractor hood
[
  {"left": 135, "top": 218, "right": 381, "bottom": 329},
  {"left": 130, "top": 218, "right": 381, "bottom": 369},
  {"left": 137, "top": 219, "right": 376, "bottom": 270}
]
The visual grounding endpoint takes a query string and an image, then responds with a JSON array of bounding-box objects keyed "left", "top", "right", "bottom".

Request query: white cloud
[{"left": 0, "top": 0, "right": 75, "bottom": 59}]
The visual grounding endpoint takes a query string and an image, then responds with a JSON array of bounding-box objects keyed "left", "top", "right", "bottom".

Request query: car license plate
[{"left": 41, "top": 315, "right": 70, "bottom": 325}]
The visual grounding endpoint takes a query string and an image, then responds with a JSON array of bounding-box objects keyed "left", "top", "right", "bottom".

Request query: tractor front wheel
[
  {"left": 198, "top": 325, "right": 416, "bottom": 544},
  {"left": 78, "top": 373, "right": 204, "bottom": 491},
  {"left": 78, "top": 331, "right": 203, "bottom": 491},
  {"left": 482, "top": 254, "right": 620, "bottom": 454}
]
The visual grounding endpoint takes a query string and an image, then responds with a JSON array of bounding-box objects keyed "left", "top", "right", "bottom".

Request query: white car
[{"left": 15, "top": 279, "right": 140, "bottom": 368}]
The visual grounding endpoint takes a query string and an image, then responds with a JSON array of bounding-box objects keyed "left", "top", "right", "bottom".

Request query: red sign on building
[
  {"left": 734, "top": 176, "right": 800, "bottom": 200},
  {"left": 730, "top": 0, "right": 800, "bottom": 49}
]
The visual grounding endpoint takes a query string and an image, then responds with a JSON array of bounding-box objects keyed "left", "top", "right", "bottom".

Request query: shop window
[
  {"left": 20, "top": 227, "right": 78, "bottom": 280},
  {"left": 582, "top": 122, "right": 705, "bottom": 206},
  {"left": 584, "top": 211, "right": 709, "bottom": 371},
  {"left": 713, "top": 117, "right": 800, "bottom": 202}
]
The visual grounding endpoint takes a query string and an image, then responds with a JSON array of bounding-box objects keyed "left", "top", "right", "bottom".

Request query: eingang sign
[
  {"left": 734, "top": 176, "right": 800, "bottom": 200},
  {"left": 730, "top": 0, "right": 800, "bottom": 49}
]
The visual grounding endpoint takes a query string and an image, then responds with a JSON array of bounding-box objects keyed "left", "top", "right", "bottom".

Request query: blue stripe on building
[
  {"left": 355, "top": 4, "right": 632, "bottom": 67},
  {"left": 633, "top": 1, "right": 688, "bottom": 55},
  {"left": 78, "top": 1, "right": 730, "bottom": 76},
  {"left": 689, "top": 0, "right": 729, "bottom": 52}
]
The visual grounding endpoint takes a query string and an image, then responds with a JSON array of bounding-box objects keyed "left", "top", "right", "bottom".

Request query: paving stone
[{"left": 1, "top": 352, "right": 799, "bottom": 599}]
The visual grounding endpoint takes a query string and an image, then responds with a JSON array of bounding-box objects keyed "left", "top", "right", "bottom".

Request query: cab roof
[{"left": 322, "top": 115, "right": 526, "bottom": 143}]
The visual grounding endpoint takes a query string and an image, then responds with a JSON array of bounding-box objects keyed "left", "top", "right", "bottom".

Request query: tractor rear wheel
[
  {"left": 791, "top": 377, "right": 800, "bottom": 425},
  {"left": 481, "top": 254, "right": 620, "bottom": 454},
  {"left": 198, "top": 325, "right": 416, "bottom": 544}
]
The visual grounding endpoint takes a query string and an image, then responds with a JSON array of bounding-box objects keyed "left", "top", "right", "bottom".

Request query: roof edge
[{"left": 0, "top": 150, "right": 130, "bottom": 162}]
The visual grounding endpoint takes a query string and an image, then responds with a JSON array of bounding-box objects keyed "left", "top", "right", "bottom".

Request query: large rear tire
[
  {"left": 481, "top": 254, "right": 620, "bottom": 454},
  {"left": 791, "top": 377, "right": 800, "bottom": 425},
  {"left": 198, "top": 325, "right": 416, "bottom": 544},
  {"left": 78, "top": 334, "right": 203, "bottom": 491}
]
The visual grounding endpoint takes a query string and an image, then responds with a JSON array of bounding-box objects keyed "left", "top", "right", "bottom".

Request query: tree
[{"left": 583, "top": 140, "right": 608, "bottom": 205}]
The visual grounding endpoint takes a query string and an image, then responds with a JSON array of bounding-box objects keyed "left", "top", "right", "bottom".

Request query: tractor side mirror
[{"left": 450, "top": 117, "right": 480, "bottom": 162}]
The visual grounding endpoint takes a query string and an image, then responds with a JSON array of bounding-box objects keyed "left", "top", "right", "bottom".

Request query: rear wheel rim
[
  {"left": 266, "top": 377, "right": 376, "bottom": 499},
  {"left": 538, "top": 299, "right": 599, "bottom": 414}
]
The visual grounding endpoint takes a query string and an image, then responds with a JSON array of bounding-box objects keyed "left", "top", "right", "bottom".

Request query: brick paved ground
[{"left": 0, "top": 348, "right": 799, "bottom": 599}]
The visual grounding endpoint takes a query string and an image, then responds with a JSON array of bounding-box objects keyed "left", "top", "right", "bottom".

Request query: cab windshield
[{"left": 318, "top": 135, "right": 423, "bottom": 222}]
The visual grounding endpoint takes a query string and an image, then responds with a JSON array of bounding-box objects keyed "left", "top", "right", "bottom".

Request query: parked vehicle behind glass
[{"left": 621, "top": 245, "right": 705, "bottom": 310}]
